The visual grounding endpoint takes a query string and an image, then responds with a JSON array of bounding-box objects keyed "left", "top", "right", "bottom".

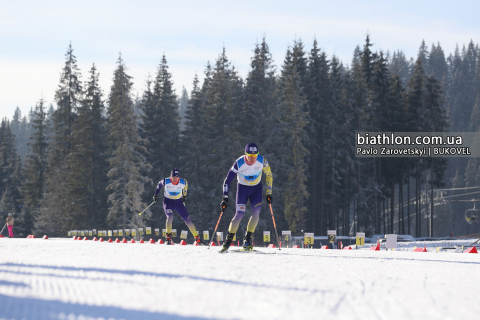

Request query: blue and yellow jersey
[
  {"left": 155, "top": 178, "right": 188, "bottom": 200},
  {"left": 223, "top": 154, "right": 272, "bottom": 196}
]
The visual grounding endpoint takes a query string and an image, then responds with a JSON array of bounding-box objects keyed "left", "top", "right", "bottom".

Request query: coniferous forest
[{"left": 2, "top": 35, "right": 480, "bottom": 240}]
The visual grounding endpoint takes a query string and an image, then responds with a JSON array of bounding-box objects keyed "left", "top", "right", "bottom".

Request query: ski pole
[
  {"left": 269, "top": 203, "right": 281, "bottom": 250},
  {"left": 0, "top": 223, "right": 6, "bottom": 235},
  {"left": 138, "top": 201, "right": 155, "bottom": 216},
  {"left": 208, "top": 210, "right": 225, "bottom": 249}
]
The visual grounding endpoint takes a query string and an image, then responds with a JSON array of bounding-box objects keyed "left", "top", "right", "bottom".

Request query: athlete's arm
[
  {"left": 223, "top": 162, "right": 238, "bottom": 197},
  {"left": 183, "top": 179, "right": 188, "bottom": 198},
  {"left": 262, "top": 158, "right": 273, "bottom": 195},
  {"left": 155, "top": 179, "right": 165, "bottom": 195}
]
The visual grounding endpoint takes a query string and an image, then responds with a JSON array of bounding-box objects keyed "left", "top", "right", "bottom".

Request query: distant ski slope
[{"left": 0, "top": 238, "right": 479, "bottom": 320}]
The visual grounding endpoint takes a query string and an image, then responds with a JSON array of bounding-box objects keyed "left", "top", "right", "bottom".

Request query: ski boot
[
  {"left": 219, "top": 232, "right": 235, "bottom": 253},
  {"left": 242, "top": 231, "right": 254, "bottom": 251},
  {"left": 194, "top": 235, "right": 207, "bottom": 246},
  {"left": 165, "top": 233, "right": 173, "bottom": 245}
]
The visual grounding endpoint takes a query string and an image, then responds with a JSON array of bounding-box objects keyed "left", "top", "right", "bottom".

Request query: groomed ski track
[{"left": 0, "top": 238, "right": 479, "bottom": 320}]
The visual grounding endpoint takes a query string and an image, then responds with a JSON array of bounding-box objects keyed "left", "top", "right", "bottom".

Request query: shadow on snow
[{"left": 0, "top": 293, "right": 209, "bottom": 320}]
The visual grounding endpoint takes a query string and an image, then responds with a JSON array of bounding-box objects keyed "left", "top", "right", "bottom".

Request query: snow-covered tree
[
  {"left": 65, "top": 64, "right": 109, "bottom": 230},
  {"left": 278, "top": 41, "right": 310, "bottom": 232},
  {"left": 106, "top": 55, "right": 151, "bottom": 231}
]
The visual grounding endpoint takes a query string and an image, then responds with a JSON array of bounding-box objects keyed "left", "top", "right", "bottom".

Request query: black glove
[
  {"left": 266, "top": 194, "right": 272, "bottom": 204},
  {"left": 220, "top": 196, "right": 228, "bottom": 211},
  {"left": 182, "top": 195, "right": 187, "bottom": 204},
  {"left": 153, "top": 194, "right": 159, "bottom": 203}
]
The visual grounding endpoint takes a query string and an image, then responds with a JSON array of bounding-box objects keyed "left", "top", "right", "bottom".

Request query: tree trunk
[
  {"left": 312, "top": 147, "right": 317, "bottom": 232},
  {"left": 353, "top": 199, "right": 356, "bottom": 235},
  {"left": 383, "top": 199, "right": 386, "bottom": 234},
  {"left": 332, "top": 158, "right": 336, "bottom": 232},
  {"left": 417, "top": 160, "right": 422, "bottom": 237},
  {"left": 390, "top": 180, "right": 394, "bottom": 234},
  {"left": 400, "top": 181, "right": 404, "bottom": 234},
  {"left": 407, "top": 175, "right": 410, "bottom": 235},
  {"left": 430, "top": 162, "right": 434, "bottom": 237},
  {"left": 386, "top": 198, "right": 389, "bottom": 233}
]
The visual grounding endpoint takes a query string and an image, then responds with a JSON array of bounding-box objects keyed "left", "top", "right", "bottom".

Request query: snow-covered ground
[{"left": 0, "top": 238, "right": 479, "bottom": 320}]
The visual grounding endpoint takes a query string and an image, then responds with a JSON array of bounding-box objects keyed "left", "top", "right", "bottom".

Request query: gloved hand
[
  {"left": 153, "top": 194, "right": 159, "bottom": 203},
  {"left": 220, "top": 196, "right": 228, "bottom": 211},
  {"left": 182, "top": 195, "right": 187, "bottom": 204},
  {"left": 266, "top": 194, "right": 272, "bottom": 204}
]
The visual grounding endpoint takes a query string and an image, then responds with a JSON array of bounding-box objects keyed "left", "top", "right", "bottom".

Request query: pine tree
[
  {"left": 353, "top": 36, "right": 387, "bottom": 235},
  {"left": 324, "top": 56, "right": 347, "bottom": 232},
  {"left": 369, "top": 52, "right": 393, "bottom": 233},
  {"left": 361, "top": 34, "right": 374, "bottom": 88},
  {"left": 465, "top": 64, "right": 480, "bottom": 190},
  {"left": 180, "top": 74, "right": 210, "bottom": 231},
  {"left": 23, "top": 99, "right": 49, "bottom": 234},
  {"left": 405, "top": 57, "right": 448, "bottom": 236},
  {"left": 424, "top": 76, "right": 447, "bottom": 132},
  {"left": 241, "top": 38, "right": 282, "bottom": 235},
  {"left": 352, "top": 45, "right": 362, "bottom": 68},
  {"left": 278, "top": 43, "right": 309, "bottom": 232},
  {"left": 202, "top": 48, "right": 244, "bottom": 235},
  {"left": 406, "top": 57, "right": 426, "bottom": 237},
  {"left": 447, "top": 42, "right": 477, "bottom": 132},
  {"left": 20, "top": 115, "right": 30, "bottom": 156},
  {"left": 54, "top": 43, "right": 82, "bottom": 133},
  {"left": 350, "top": 37, "right": 371, "bottom": 235},
  {"left": 429, "top": 43, "right": 448, "bottom": 84},
  {"left": 444, "top": 42, "right": 478, "bottom": 211},
  {"left": 10, "top": 107, "right": 30, "bottom": 160},
  {"left": 144, "top": 55, "right": 180, "bottom": 183},
  {"left": 38, "top": 44, "right": 83, "bottom": 235},
  {"left": 49, "top": 43, "right": 82, "bottom": 161},
  {"left": 141, "top": 55, "right": 179, "bottom": 227},
  {"left": 178, "top": 86, "right": 188, "bottom": 131},
  {"left": 467, "top": 106, "right": 480, "bottom": 194},
  {"left": 243, "top": 37, "right": 277, "bottom": 146},
  {"left": 338, "top": 69, "right": 358, "bottom": 236},
  {"left": 305, "top": 39, "right": 331, "bottom": 234},
  {"left": 389, "top": 50, "right": 411, "bottom": 88},
  {"left": 407, "top": 58, "right": 427, "bottom": 131},
  {"left": 65, "top": 64, "right": 109, "bottom": 230},
  {"left": 369, "top": 52, "right": 391, "bottom": 131},
  {"left": 0, "top": 119, "right": 23, "bottom": 217},
  {"left": 418, "top": 40, "right": 430, "bottom": 74},
  {"left": 464, "top": 159, "right": 478, "bottom": 188},
  {"left": 107, "top": 55, "right": 151, "bottom": 231}
]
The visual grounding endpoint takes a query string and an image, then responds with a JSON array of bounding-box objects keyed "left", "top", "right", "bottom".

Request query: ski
[{"left": 227, "top": 249, "right": 276, "bottom": 255}]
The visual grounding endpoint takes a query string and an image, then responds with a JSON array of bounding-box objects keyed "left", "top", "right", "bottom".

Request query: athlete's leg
[
  {"left": 246, "top": 182, "right": 263, "bottom": 233},
  {"left": 7, "top": 225, "right": 13, "bottom": 237},
  {"left": 174, "top": 200, "right": 199, "bottom": 237},
  {"left": 228, "top": 184, "right": 250, "bottom": 234},
  {"left": 163, "top": 201, "right": 174, "bottom": 233}
]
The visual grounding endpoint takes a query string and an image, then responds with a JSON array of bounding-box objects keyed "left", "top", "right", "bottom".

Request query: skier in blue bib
[
  {"left": 154, "top": 168, "right": 206, "bottom": 245},
  {"left": 219, "top": 143, "right": 273, "bottom": 253}
]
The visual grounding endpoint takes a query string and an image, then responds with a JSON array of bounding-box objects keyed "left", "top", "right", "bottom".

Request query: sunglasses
[{"left": 245, "top": 153, "right": 258, "bottom": 157}]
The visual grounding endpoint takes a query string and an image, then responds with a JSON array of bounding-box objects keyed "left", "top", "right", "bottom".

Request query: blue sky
[{"left": 1, "top": 0, "right": 479, "bottom": 120}]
